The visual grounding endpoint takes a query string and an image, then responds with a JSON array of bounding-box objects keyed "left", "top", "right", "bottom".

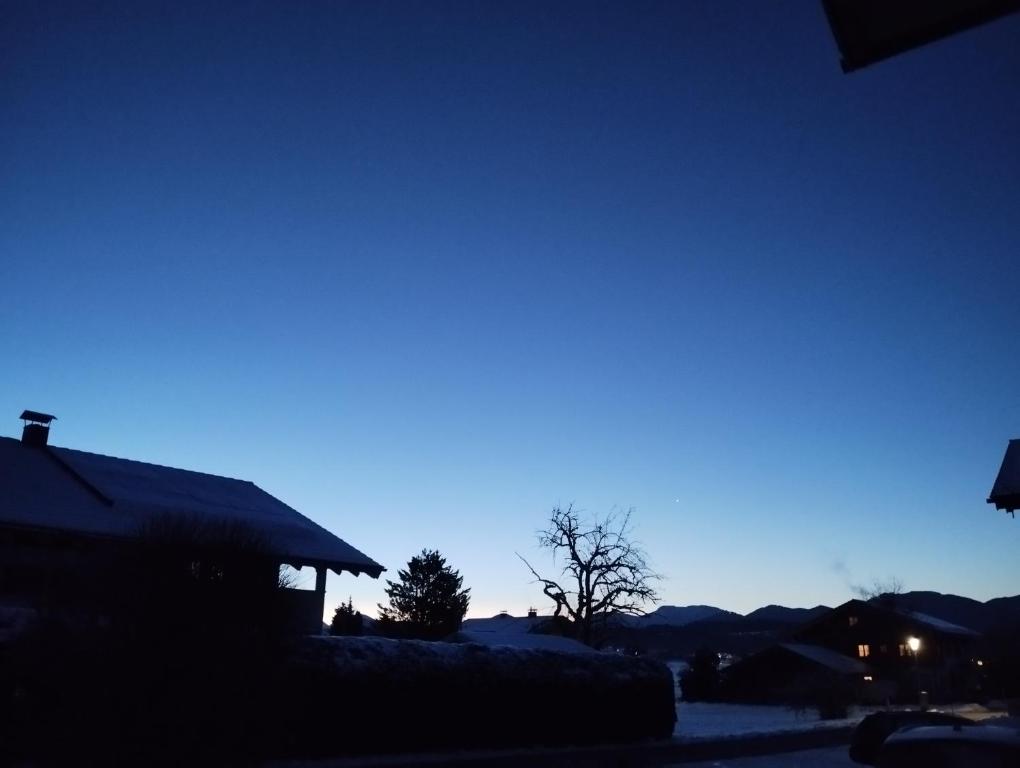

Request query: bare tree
[
  {"left": 517, "top": 505, "right": 660, "bottom": 645},
  {"left": 853, "top": 576, "right": 905, "bottom": 602}
]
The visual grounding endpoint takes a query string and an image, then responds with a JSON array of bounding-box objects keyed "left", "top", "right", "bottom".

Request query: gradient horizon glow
[{"left": 2, "top": 1, "right": 1018, "bottom": 620}]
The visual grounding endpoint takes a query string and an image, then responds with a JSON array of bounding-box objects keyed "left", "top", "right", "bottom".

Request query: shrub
[
  {"left": 330, "top": 597, "right": 363, "bottom": 636},
  {"left": 785, "top": 676, "right": 853, "bottom": 720},
  {"left": 680, "top": 647, "right": 721, "bottom": 702},
  {"left": 266, "top": 636, "right": 677, "bottom": 757}
]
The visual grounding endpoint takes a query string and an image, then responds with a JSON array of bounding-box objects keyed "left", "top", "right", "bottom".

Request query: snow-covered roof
[
  {"left": 461, "top": 614, "right": 546, "bottom": 634},
  {"left": 450, "top": 629, "right": 595, "bottom": 653},
  {"left": 806, "top": 600, "right": 984, "bottom": 640},
  {"left": 988, "top": 439, "right": 1020, "bottom": 513},
  {"left": 0, "top": 436, "right": 382, "bottom": 577},
  {"left": 779, "top": 643, "right": 870, "bottom": 675},
  {"left": 902, "top": 610, "right": 980, "bottom": 637}
]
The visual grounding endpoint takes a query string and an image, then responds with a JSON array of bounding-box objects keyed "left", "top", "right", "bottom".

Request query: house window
[
  {"left": 857, "top": 644, "right": 870, "bottom": 658},
  {"left": 848, "top": 616, "right": 858, "bottom": 627},
  {"left": 864, "top": 675, "right": 873, "bottom": 682}
]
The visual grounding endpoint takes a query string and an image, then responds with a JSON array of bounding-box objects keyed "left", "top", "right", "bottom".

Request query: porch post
[{"left": 313, "top": 566, "right": 328, "bottom": 635}]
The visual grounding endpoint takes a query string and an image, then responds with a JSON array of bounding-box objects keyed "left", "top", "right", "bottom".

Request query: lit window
[
  {"left": 857, "top": 644, "right": 870, "bottom": 658},
  {"left": 848, "top": 616, "right": 858, "bottom": 627},
  {"left": 864, "top": 675, "right": 873, "bottom": 681}
]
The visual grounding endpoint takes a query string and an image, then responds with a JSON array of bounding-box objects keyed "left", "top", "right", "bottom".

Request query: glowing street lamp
[{"left": 907, "top": 636, "right": 923, "bottom": 709}]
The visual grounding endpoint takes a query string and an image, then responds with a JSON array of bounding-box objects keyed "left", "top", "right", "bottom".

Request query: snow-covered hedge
[
  {"left": 3, "top": 628, "right": 674, "bottom": 760},
  {"left": 268, "top": 635, "right": 676, "bottom": 756}
]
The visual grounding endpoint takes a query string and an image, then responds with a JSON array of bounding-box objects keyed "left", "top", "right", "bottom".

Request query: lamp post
[{"left": 907, "top": 636, "right": 922, "bottom": 709}]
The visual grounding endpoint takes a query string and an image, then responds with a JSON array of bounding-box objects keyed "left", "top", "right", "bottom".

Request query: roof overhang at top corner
[
  {"left": 987, "top": 440, "right": 1020, "bottom": 514},
  {"left": 822, "top": 0, "right": 1020, "bottom": 73}
]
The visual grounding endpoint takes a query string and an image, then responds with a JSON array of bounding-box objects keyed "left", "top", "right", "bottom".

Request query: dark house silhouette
[
  {"left": 722, "top": 598, "right": 981, "bottom": 704},
  {"left": 792, "top": 598, "right": 979, "bottom": 702},
  {"left": 720, "top": 642, "right": 871, "bottom": 704},
  {"left": 0, "top": 411, "right": 383, "bottom": 634}
]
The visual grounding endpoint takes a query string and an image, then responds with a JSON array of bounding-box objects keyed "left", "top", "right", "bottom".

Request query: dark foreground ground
[
  {"left": 670, "top": 746, "right": 853, "bottom": 767},
  {"left": 274, "top": 748, "right": 853, "bottom": 768},
  {"left": 269, "top": 726, "right": 855, "bottom": 768}
]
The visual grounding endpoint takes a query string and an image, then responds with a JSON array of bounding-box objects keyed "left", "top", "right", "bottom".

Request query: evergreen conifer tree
[
  {"left": 330, "top": 596, "right": 363, "bottom": 636},
  {"left": 378, "top": 549, "right": 470, "bottom": 640}
]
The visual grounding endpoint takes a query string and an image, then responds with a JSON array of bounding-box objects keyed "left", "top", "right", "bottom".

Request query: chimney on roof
[{"left": 20, "top": 410, "right": 56, "bottom": 447}]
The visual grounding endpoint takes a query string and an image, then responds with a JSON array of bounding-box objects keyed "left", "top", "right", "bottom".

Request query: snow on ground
[
  {"left": 666, "top": 659, "right": 1005, "bottom": 739},
  {"left": 666, "top": 659, "right": 861, "bottom": 739},
  {"left": 675, "top": 701, "right": 863, "bottom": 739},
  {"left": 674, "top": 700, "right": 1009, "bottom": 739}
]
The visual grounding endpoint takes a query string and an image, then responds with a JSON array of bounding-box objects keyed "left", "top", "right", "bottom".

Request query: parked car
[
  {"left": 877, "top": 723, "right": 1020, "bottom": 767},
  {"left": 849, "top": 711, "right": 974, "bottom": 765}
]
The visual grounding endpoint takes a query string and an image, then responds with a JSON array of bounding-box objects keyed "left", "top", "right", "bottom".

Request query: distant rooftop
[
  {"left": 461, "top": 613, "right": 546, "bottom": 634},
  {"left": 902, "top": 610, "right": 980, "bottom": 638},
  {"left": 450, "top": 630, "right": 595, "bottom": 654},
  {"left": 779, "top": 643, "right": 871, "bottom": 675}
]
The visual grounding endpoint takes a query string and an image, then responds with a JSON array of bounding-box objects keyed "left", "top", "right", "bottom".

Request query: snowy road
[{"left": 667, "top": 746, "right": 854, "bottom": 767}]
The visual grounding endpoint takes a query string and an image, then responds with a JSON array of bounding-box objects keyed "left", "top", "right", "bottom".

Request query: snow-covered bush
[
  {"left": 266, "top": 635, "right": 677, "bottom": 756},
  {"left": 2, "top": 627, "right": 675, "bottom": 761}
]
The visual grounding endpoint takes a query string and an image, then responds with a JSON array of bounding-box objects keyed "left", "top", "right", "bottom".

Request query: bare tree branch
[
  {"left": 520, "top": 504, "right": 661, "bottom": 645},
  {"left": 853, "top": 576, "right": 905, "bottom": 602}
]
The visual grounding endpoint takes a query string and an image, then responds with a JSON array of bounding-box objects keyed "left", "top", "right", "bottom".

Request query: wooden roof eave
[
  {"left": 987, "top": 493, "right": 1019, "bottom": 515},
  {"left": 278, "top": 557, "right": 385, "bottom": 579}
]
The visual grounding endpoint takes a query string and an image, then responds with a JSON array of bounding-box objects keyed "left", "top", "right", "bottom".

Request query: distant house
[
  {"left": 720, "top": 598, "right": 981, "bottom": 705},
  {"left": 988, "top": 439, "right": 1020, "bottom": 515},
  {"left": 720, "top": 642, "right": 872, "bottom": 704},
  {"left": 790, "top": 598, "right": 980, "bottom": 702},
  {"left": 0, "top": 411, "right": 383, "bottom": 635}
]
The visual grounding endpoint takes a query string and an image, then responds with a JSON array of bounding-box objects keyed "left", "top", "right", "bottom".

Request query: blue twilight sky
[{"left": 2, "top": 1, "right": 1018, "bottom": 619}]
